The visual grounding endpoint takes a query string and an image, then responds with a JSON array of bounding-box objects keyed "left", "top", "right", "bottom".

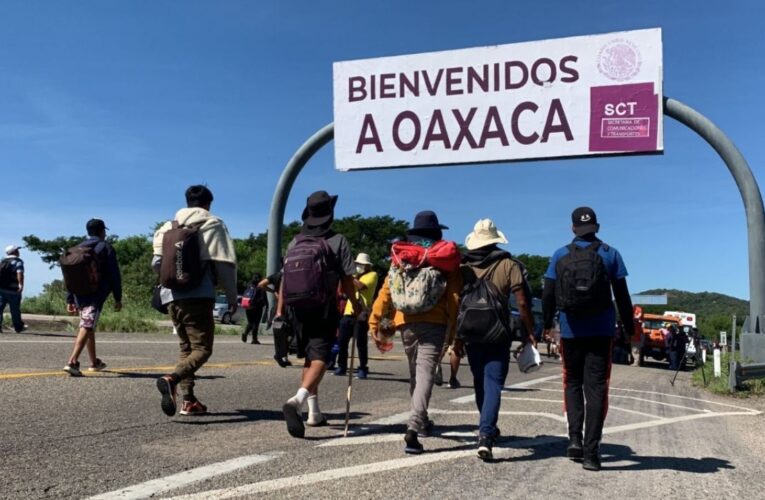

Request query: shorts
[
  {"left": 293, "top": 306, "right": 340, "bottom": 362},
  {"left": 79, "top": 305, "right": 101, "bottom": 330}
]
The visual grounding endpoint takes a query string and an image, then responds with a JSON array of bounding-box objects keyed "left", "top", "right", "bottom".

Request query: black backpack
[
  {"left": 457, "top": 260, "right": 511, "bottom": 345},
  {"left": 0, "top": 259, "right": 18, "bottom": 289},
  {"left": 60, "top": 244, "right": 102, "bottom": 296},
  {"left": 554, "top": 241, "right": 613, "bottom": 317},
  {"left": 159, "top": 221, "right": 204, "bottom": 291}
]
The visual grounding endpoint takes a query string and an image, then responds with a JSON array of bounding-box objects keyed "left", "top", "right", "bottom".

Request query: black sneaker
[
  {"left": 404, "top": 430, "right": 423, "bottom": 454},
  {"left": 273, "top": 355, "right": 291, "bottom": 368},
  {"left": 567, "top": 435, "right": 584, "bottom": 461},
  {"left": 447, "top": 377, "right": 461, "bottom": 389},
  {"left": 241, "top": 333, "right": 247, "bottom": 343},
  {"left": 582, "top": 453, "right": 602, "bottom": 471},
  {"left": 63, "top": 362, "right": 82, "bottom": 377},
  {"left": 477, "top": 436, "right": 494, "bottom": 461}
]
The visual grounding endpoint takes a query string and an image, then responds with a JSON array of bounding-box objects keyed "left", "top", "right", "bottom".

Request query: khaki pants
[
  {"left": 169, "top": 298, "right": 215, "bottom": 397},
  {"left": 400, "top": 323, "right": 446, "bottom": 433}
]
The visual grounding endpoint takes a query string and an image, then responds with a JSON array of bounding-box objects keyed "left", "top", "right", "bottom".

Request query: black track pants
[{"left": 561, "top": 336, "right": 613, "bottom": 454}]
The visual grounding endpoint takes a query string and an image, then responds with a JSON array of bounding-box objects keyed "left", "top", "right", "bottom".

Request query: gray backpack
[{"left": 388, "top": 265, "right": 446, "bottom": 314}]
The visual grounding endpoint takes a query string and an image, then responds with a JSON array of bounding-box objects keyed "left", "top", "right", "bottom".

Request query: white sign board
[
  {"left": 333, "top": 28, "right": 663, "bottom": 171},
  {"left": 720, "top": 332, "right": 727, "bottom": 346}
]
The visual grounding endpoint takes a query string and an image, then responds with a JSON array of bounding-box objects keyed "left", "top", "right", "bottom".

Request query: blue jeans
[
  {"left": 0, "top": 290, "right": 24, "bottom": 332},
  {"left": 466, "top": 342, "right": 510, "bottom": 438}
]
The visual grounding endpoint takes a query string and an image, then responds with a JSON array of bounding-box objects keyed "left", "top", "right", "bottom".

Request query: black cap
[
  {"left": 301, "top": 191, "right": 338, "bottom": 227},
  {"left": 407, "top": 210, "right": 449, "bottom": 234},
  {"left": 571, "top": 207, "right": 599, "bottom": 236},
  {"left": 86, "top": 218, "right": 108, "bottom": 235}
]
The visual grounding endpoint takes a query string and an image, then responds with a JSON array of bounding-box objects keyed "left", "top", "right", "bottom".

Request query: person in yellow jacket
[{"left": 369, "top": 211, "right": 461, "bottom": 455}]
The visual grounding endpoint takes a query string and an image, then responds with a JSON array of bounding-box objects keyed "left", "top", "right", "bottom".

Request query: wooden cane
[{"left": 343, "top": 319, "right": 359, "bottom": 437}]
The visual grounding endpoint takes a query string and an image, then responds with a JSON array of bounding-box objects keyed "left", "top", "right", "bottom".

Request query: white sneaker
[{"left": 306, "top": 413, "right": 328, "bottom": 427}]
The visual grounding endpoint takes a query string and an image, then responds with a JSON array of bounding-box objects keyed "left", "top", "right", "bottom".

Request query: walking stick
[{"left": 344, "top": 318, "right": 359, "bottom": 437}]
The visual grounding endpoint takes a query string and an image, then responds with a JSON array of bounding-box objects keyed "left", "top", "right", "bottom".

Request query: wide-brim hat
[
  {"left": 465, "top": 218, "right": 508, "bottom": 250},
  {"left": 302, "top": 190, "right": 338, "bottom": 227},
  {"left": 5, "top": 244, "right": 20, "bottom": 255},
  {"left": 355, "top": 252, "right": 373, "bottom": 266},
  {"left": 406, "top": 210, "right": 448, "bottom": 235},
  {"left": 571, "top": 206, "right": 599, "bottom": 236}
]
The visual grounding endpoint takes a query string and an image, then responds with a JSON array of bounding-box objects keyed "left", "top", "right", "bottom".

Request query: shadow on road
[
  {"left": 175, "top": 410, "right": 371, "bottom": 427},
  {"left": 492, "top": 435, "right": 735, "bottom": 473}
]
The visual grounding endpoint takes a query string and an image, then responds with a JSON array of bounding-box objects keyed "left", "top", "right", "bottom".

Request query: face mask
[{"left": 356, "top": 265, "right": 366, "bottom": 275}]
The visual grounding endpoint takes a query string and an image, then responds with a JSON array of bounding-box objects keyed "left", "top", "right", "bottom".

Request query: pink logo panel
[{"left": 589, "top": 83, "right": 658, "bottom": 152}]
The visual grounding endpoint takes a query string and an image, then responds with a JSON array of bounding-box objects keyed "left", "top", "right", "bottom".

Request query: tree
[{"left": 513, "top": 253, "right": 550, "bottom": 298}]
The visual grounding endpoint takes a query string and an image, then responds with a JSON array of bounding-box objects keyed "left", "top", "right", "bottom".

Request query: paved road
[{"left": 1, "top": 328, "right": 763, "bottom": 499}]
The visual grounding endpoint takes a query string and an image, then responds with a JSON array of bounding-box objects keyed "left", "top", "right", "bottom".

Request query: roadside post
[{"left": 714, "top": 349, "right": 722, "bottom": 378}]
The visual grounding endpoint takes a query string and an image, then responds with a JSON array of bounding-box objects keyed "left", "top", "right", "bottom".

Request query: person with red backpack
[
  {"left": 241, "top": 273, "right": 267, "bottom": 344},
  {"left": 278, "top": 191, "right": 363, "bottom": 438},
  {"left": 542, "top": 207, "right": 635, "bottom": 471},
  {"left": 369, "top": 211, "right": 461, "bottom": 454},
  {"left": 62, "top": 219, "right": 122, "bottom": 376},
  {"left": 152, "top": 185, "right": 238, "bottom": 417}
]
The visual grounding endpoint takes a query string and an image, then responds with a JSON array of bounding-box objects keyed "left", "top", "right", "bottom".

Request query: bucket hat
[
  {"left": 406, "top": 210, "right": 448, "bottom": 235},
  {"left": 301, "top": 191, "right": 338, "bottom": 227},
  {"left": 465, "top": 218, "right": 508, "bottom": 250},
  {"left": 355, "top": 253, "right": 373, "bottom": 266}
]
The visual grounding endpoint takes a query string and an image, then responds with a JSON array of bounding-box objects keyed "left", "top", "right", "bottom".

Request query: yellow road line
[{"left": 0, "top": 360, "right": 277, "bottom": 381}]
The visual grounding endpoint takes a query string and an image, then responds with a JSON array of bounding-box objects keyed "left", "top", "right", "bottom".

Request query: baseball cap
[
  {"left": 571, "top": 207, "right": 600, "bottom": 236},
  {"left": 86, "top": 218, "right": 108, "bottom": 234},
  {"left": 5, "top": 244, "right": 20, "bottom": 255}
]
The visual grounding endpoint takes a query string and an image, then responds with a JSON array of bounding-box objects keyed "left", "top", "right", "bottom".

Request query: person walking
[
  {"left": 542, "top": 207, "right": 635, "bottom": 471},
  {"left": 369, "top": 210, "right": 461, "bottom": 454},
  {"left": 0, "top": 245, "right": 26, "bottom": 333},
  {"left": 242, "top": 273, "right": 267, "bottom": 344},
  {"left": 459, "top": 218, "right": 536, "bottom": 460},
  {"left": 62, "top": 219, "right": 122, "bottom": 375},
  {"left": 152, "top": 185, "right": 238, "bottom": 416},
  {"left": 334, "top": 253, "right": 378, "bottom": 379},
  {"left": 278, "top": 191, "right": 363, "bottom": 438},
  {"left": 257, "top": 270, "right": 293, "bottom": 367}
]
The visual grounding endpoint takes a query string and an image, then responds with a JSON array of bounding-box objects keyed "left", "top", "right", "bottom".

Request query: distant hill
[{"left": 637, "top": 289, "right": 749, "bottom": 318}]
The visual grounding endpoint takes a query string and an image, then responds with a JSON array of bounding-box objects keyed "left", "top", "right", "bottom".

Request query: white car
[{"left": 213, "top": 295, "right": 244, "bottom": 324}]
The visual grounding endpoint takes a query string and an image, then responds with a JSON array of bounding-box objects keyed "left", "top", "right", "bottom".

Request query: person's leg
[
  {"left": 582, "top": 337, "right": 613, "bottom": 462},
  {"left": 401, "top": 327, "right": 418, "bottom": 397},
  {"left": 0, "top": 292, "right": 7, "bottom": 331},
  {"left": 251, "top": 306, "right": 263, "bottom": 343},
  {"left": 335, "top": 316, "right": 354, "bottom": 372},
  {"left": 68, "top": 328, "right": 94, "bottom": 365},
  {"left": 356, "top": 320, "right": 369, "bottom": 372},
  {"left": 8, "top": 293, "right": 24, "bottom": 332},
  {"left": 465, "top": 343, "right": 486, "bottom": 413},
  {"left": 408, "top": 323, "right": 445, "bottom": 433},
  {"left": 478, "top": 346, "right": 510, "bottom": 438},
  {"left": 449, "top": 348, "right": 461, "bottom": 386},
  {"left": 170, "top": 299, "right": 215, "bottom": 399},
  {"left": 561, "top": 338, "right": 587, "bottom": 443},
  {"left": 243, "top": 308, "right": 256, "bottom": 342}
]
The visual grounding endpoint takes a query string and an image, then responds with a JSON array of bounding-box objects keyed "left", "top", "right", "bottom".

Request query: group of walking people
[{"left": 52, "top": 184, "right": 634, "bottom": 472}]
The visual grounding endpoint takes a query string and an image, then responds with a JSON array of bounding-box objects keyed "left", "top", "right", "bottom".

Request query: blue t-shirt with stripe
[{"left": 544, "top": 238, "right": 628, "bottom": 339}]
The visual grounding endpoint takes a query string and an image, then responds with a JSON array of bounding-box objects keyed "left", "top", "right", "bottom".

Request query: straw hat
[{"left": 465, "top": 218, "right": 508, "bottom": 250}]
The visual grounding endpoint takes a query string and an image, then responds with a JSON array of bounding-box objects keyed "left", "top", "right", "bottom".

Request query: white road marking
[
  {"left": 608, "top": 405, "right": 665, "bottom": 420},
  {"left": 430, "top": 409, "right": 568, "bottom": 423},
  {"left": 501, "top": 396, "right": 564, "bottom": 404},
  {"left": 602, "top": 410, "right": 760, "bottom": 434},
  {"left": 534, "top": 388, "right": 711, "bottom": 413},
  {"left": 450, "top": 374, "right": 561, "bottom": 404},
  {"left": 85, "top": 453, "right": 280, "bottom": 500},
  {"left": 0, "top": 339, "right": 245, "bottom": 344}
]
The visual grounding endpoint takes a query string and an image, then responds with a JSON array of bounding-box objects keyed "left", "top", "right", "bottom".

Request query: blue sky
[{"left": 0, "top": 1, "right": 762, "bottom": 300}]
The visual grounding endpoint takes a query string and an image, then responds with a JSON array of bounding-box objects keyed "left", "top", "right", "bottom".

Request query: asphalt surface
[{"left": 1, "top": 327, "right": 763, "bottom": 499}]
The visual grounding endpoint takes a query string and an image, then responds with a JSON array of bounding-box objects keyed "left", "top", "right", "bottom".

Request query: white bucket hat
[
  {"left": 354, "top": 252, "right": 373, "bottom": 266},
  {"left": 465, "top": 218, "right": 508, "bottom": 250},
  {"left": 5, "top": 244, "right": 20, "bottom": 255}
]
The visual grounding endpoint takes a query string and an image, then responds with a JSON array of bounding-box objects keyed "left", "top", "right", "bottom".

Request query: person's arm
[
  {"left": 612, "top": 278, "right": 635, "bottom": 338},
  {"left": 541, "top": 277, "right": 557, "bottom": 340},
  {"left": 341, "top": 275, "right": 363, "bottom": 317},
  {"left": 16, "top": 270, "right": 23, "bottom": 294},
  {"left": 444, "top": 269, "right": 461, "bottom": 346},
  {"left": 515, "top": 288, "right": 536, "bottom": 346},
  {"left": 213, "top": 261, "right": 238, "bottom": 311},
  {"left": 368, "top": 276, "right": 391, "bottom": 348},
  {"left": 107, "top": 246, "right": 123, "bottom": 310}
]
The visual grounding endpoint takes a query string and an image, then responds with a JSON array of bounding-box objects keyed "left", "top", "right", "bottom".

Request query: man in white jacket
[{"left": 152, "top": 185, "right": 238, "bottom": 416}]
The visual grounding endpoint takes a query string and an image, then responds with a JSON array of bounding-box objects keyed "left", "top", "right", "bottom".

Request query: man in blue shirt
[
  {"left": 63, "top": 219, "right": 123, "bottom": 376},
  {"left": 0, "top": 245, "right": 27, "bottom": 333},
  {"left": 542, "top": 207, "right": 635, "bottom": 472}
]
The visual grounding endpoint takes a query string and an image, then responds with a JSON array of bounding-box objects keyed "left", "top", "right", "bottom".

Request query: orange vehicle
[{"left": 637, "top": 313, "right": 681, "bottom": 365}]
